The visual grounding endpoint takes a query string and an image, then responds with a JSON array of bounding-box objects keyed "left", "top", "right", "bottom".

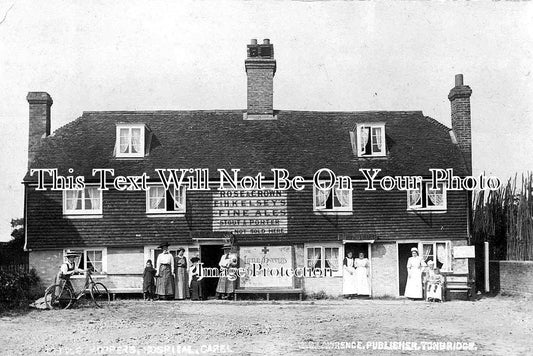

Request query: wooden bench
[
  {"left": 442, "top": 273, "right": 474, "bottom": 301},
  {"left": 234, "top": 288, "right": 303, "bottom": 301},
  {"left": 107, "top": 288, "right": 143, "bottom": 300}
]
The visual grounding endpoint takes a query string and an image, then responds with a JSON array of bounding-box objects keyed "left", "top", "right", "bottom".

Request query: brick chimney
[
  {"left": 448, "top": 74, "right": 472, "bottom": 174},
  {"left": 27, "top": 92, "right": 52, "bottom": 167},
  {"left": 245, "top": 38, "right": 276, "bottom": 120}
]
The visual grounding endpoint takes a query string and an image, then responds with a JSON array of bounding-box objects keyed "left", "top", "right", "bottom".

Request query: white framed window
[
  {"left": 63, "top": 186, "right": 102, "bottom": 215},
  {"left": 62, "top": 248, "right": 107, "bottom": 275},
  {"left": 419, "top": 241, "right": 451, "bottom": 272},
  {"left": 407, "top": 182, "right": 446, "bottom": 211},
  {"left": 115, "top": 124, "right": 145, "bottom": 158},
  {"left": 356, "top": 123, "right": 386, "bottom": 157},
  {"left": 146, "top": 184, "right": 186, "bottom": 214},
  {"left": 305, "top": 244, "right": 342, "bottom": 276},
  {"left": 313, "top": 183, "right": 352, "bottom": 213}
]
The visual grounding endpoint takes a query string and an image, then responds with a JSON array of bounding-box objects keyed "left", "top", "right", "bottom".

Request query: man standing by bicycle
[{"left": 56, "top": 251, "right": 83, "bottom": 292}]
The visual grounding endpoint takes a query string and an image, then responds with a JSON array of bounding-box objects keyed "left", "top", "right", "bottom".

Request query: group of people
[
  {"left": 342, "top": 247, "right": 445, "bottom": 302},
  {"left": 143, "top": 242, "right": 238, "bottom": 301},
  {"left": 405, "top": 247, "right": 445, "bottom": 301},
  {"left": 143, "top": 243, "right": 204, "bottom": 301}
]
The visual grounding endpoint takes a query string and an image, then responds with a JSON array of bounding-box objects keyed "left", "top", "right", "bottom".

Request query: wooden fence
[
  {"left": 472, "top": 173, "right": 533, "bottom": 261},
  {"left": 0, "top": 264, "right": 29, "bottom": 273}
]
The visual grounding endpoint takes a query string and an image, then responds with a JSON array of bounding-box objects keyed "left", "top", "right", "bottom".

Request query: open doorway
[
  {"left": 344, "top": 242, "right": 371, "bottom": 295},
  {"left": 344, "top": 243, "right": 369, "bottom": 260},
  {"left": 200, "top": 245, "right": 223, "bottom": 298},
  {"left": 398, "top": 243, "right": 418, "bottom": 296}
]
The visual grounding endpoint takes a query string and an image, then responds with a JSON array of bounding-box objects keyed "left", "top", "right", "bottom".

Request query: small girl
[
  {"left": 189, "top": 257, "right": 204, "bottom": 301},
  {"left": 143, "top": 259, "right": 157, "bottom": 301}
]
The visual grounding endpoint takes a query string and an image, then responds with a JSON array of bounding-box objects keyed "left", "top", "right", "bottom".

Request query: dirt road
[{"left": 0, "top": 295, "right": 531, "bottom": 355}]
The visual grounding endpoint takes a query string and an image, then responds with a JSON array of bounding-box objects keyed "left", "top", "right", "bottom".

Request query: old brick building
[{"left": 24, "top": 39, "right": 473, "bottom": 297}]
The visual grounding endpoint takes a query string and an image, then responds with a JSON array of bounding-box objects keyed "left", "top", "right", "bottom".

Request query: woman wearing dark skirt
[
  {"left": 155, "top": 243, "right": 175, "bottom": 299},
  {"left": 189, "top": 257, "right": 203, "bottom": 301},
  {"left": 174, "top": 248, "right": 190, "bottom": 300}
]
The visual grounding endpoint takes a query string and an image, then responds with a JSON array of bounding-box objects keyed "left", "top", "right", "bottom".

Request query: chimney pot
[
  {"left": 455, "top": 74, "right": 464, "bottom": 87},
  {"left": 251, "top": 39, "right": 257, "bottom": 45},
  {"left": 245, "top": 40, "right": 276, "bottom": 119}
]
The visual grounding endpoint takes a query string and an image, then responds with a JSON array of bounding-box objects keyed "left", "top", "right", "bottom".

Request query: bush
[
  {"left": 306, "top": 290, "right": 329, "bottom": 300},
  {"left": 0, "top": 267, "right": 42, "bottom": 309}
]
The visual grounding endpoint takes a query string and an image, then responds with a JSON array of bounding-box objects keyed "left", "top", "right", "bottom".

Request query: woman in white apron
[
  {"left": 354, "top": 253, "right": 370, "bottom": 296},
  {"left": 405, "top": 247, "right": 426, "bottom": 299},
  {"left": 342, "top": 251, "right": 357, "bottom": 297}
]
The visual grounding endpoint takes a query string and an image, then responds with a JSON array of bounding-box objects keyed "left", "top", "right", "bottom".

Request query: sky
[{"left": 0, "top": 0, "right": 532, "bottom": 241}]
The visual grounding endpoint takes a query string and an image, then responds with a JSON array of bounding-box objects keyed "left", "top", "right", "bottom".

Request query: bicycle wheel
[
  {"left": 44, "top": 284, "right": 73, "bottom": 310},
  {"left": 90, "top": 282, "right": 110, "bottom": 308}
]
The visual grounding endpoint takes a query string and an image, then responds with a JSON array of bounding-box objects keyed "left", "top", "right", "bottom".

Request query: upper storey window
[
  {"left": 407, "top": 182, "right": 447, "bottom": 211},
  {"left": 115, "top": 124, "right": 149, "bottom": 158},
  {"left": 63, "top": 186, "right": 102, "bottom": 215},
  {"left": 313, "top": 183, "right": 352, "bottom": 213},
  {"left": 354, "top": 123, "right": 386, "bottom": 157}
]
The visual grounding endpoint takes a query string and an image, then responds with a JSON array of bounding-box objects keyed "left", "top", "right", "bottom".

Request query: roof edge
[{"left": 81, "top": 109, "right": 426, "bottom": 116}]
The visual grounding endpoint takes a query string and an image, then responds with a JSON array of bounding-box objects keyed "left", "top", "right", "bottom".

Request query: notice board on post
[{"left": 453, "top": 246, "right": 475, "bottom": 259}]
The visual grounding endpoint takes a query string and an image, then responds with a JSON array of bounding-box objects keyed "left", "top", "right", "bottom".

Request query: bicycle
[{"left": 44, "top": 269, "right": 111, "bottom": 309}]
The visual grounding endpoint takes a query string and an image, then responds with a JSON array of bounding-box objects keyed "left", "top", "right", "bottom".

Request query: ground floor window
[
  {"left": 62, "top": 248, "right": 107, "bottom": 274},
  {"left": 304, "top": 244, "right": 341, "bottom": 276},
  {"left": 419, "top": 241, "right": 451, "bottom": 272}
]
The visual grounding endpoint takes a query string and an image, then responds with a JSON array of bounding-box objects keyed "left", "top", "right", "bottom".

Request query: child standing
[
  {"left": 143, "top": 260, "right": 157, "bottom": 301},
  {"left": 189, "top": 257, "right": 204, "bottom": 301}
]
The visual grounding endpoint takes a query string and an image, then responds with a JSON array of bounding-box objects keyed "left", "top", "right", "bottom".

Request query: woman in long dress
[
  {"left": 426, "top": 266, "right": 445, "bottom": 302},
  {"left": 354, "top": 252, "right": 370, "bottom": 296},
  {"left": 155, "top": 243, "right": 175, "bottom": 300},
  {"left": 342, "top": 251, "right": 357, "bottom": 297},
  {"left": 405, "top": 247, "right": 426, "bottom": 299},
  {"left": 216, "top": 244, "right": 237, "bottom": 299},
  {"left": 174, "top": 248, "right": 190, "bottom": 300}
]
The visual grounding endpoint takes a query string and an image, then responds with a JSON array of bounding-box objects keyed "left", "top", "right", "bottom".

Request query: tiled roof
[{"left": 24, "top": 110, "right": 468, "bottom": 181}]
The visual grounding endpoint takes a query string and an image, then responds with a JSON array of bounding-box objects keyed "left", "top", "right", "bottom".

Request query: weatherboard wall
[{"left": 25, "top": 182, "right": 468, "bottom": 250}]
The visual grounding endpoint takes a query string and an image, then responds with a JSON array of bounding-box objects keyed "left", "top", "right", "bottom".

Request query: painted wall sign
[
  {"left": 239, "top": 246, "right": 293, "bottom": 288},
  {"left": 212, "top": 190, "right": 288, "bottom": 234}
]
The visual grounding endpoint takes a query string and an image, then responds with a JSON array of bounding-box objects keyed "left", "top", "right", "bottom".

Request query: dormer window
[
  {"left": 355, "top": 123, "right": 386, "bottom": 157},
  {"left": 115, "top": 124, "right": 149, "bottom": 158}
]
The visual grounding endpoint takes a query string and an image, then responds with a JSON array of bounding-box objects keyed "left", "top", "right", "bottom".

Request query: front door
[{"left": 398, "top": 243, "right": 418, "bottom": 296}]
